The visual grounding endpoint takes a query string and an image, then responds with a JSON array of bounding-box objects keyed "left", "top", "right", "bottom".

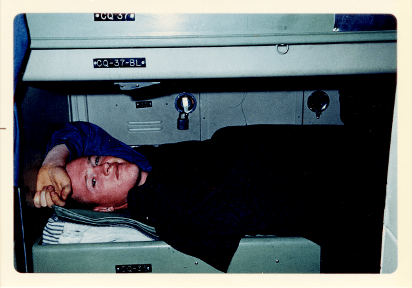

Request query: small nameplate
[
  {"left": 93, "top": 58, "right": 146, "bottom": 68},
  {"left": 116, "top": 264, "right": 152, "bottom": 273},
  {"left": 94, "top": 13, "right": 135, "bottom": 21},
  {"left": 136, "top": 101, "right": 152, "bottom": 108}
]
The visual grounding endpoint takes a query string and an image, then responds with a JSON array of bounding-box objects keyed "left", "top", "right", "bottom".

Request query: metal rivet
[
  {"left": 276, "top": 260, "right": 280, "bottom": 263},
  {"left": 195, "top": 262, "right": 198, "bottom": 265}
]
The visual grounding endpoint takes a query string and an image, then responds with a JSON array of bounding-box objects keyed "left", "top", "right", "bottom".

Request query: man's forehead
[{"left": 75, "top": 156, "right": 91, "bottom": 167}]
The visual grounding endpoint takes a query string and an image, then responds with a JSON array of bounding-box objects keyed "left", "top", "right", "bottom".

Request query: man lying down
[{"left": 34, "top": 121, "right": 388, "bottom": 273}]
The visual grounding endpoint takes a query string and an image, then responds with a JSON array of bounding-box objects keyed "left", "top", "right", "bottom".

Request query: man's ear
[
  {"left": 93, "top": 203, "right": 127, "bottom": 212},
  {"left": 93, "top": 206, "right": 115, "bottom": 212},
  {"left": 114, "top": 203, "right": 128, "bottom": 210}
]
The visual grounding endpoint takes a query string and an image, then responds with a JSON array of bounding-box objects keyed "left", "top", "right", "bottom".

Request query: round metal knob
[{"left": 308, "top": 90, "right": 330, "bottom": 119}]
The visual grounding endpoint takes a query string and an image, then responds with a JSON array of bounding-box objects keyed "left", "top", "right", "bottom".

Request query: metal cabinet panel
[
  {"left": 200, "top": 91, "right": 303, "bottom": 140},
  {"left": 71, "top": 93, "right": 201, "bottom": 146},
  {"left": 23, "top": 43, "right": 397, "bottom": 82},
  {"left": 26, "top": 14, "right": 336, "bottom": 49},
  {"left": 303, "top": 90, "right": 344, "bottom": 125},
  {"left": 32, "top": 236, "right": 320, "bottom": 273},
  {"left": 26, "top": 13, "right": 395, "bottom": 49},
  {"left": 70, "top": 91, "right": 305, "bottom": 145}
]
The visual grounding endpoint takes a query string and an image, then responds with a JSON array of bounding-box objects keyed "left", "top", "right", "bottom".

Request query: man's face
[{"left": 66, "top": 155, "right": 139, "bottom": 210}]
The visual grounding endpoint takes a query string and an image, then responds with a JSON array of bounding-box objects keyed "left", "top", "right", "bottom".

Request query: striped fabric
[
  {"left": 42, "top": 215, "right": 66, "bottom": 244},
  {"left": 42, "top": 214, "right": 155, "bottom": 245}
]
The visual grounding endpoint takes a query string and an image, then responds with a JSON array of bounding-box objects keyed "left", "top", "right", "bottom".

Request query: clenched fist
[
  {"left": 34, "top": 164, "right": 72, "bottom": 208},
  {"left": 33, "top": 144, "right": 72, "bottom": 208}
]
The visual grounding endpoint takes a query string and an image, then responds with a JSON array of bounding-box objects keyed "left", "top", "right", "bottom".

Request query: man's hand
[
  {"left": 33, "top": 144, "right": 72, "bottom": 208},
  {"left": 34, "top": 164, "right": 72, "bottom": 208}
]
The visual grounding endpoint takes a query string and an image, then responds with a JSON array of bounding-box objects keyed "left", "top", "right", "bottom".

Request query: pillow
[
  {"left": 42, "top": 206, "right": 160, "bottom": 244},
  {"left": 43, "top": 214, "right": 156, "bottom": 244}
]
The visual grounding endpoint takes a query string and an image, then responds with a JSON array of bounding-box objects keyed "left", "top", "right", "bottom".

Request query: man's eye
[
  {"left": 92, "top": 178, "right": 96, "bottom": 187},
  {"left": 95, "top": 156, "right": 100, "bottom": 166}
]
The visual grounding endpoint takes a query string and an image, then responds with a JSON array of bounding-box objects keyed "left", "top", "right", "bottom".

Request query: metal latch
[{"left": 115, "top": 82, "right": 160, "bottom": 91}]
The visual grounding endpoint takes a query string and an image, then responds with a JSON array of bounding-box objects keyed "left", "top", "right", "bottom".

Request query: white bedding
[{"left": 42, "top": 214, "right": 155, "bottom": 244}]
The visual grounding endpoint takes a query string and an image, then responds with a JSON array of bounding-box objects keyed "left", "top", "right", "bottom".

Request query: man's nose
[{"left": 100, "top": 162, "right": 113, "bottom": 176}]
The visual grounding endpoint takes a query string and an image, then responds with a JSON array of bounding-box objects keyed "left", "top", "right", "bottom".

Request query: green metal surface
[
  {"left": 32, "top": 236, "right": 320, "bottom": 273},
  {"left": 26, "top": 14, "right": 395, "bottom": 49},
  {"left": 23, "top": 42, "right": 396, "bottom": 82}
]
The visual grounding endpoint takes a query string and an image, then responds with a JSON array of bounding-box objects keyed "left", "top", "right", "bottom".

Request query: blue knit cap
[{"left": 46, "top": 122, "right": 152, "bottom": 172}]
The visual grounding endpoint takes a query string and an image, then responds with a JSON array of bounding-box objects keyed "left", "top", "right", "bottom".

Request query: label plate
[
  {"left": 115, "top": 264, "right": 152, "bottom": 273},
  {"left": 93, "top": 58, "right": 146, "bottom": 68},
  {"left": 94, "top": 13, "right": 135, "bottom": 21}
]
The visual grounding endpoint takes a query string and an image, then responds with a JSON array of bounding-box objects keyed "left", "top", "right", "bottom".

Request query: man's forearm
[{"left": 42, "top": 144, "right": 70, "bottom": 167}]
